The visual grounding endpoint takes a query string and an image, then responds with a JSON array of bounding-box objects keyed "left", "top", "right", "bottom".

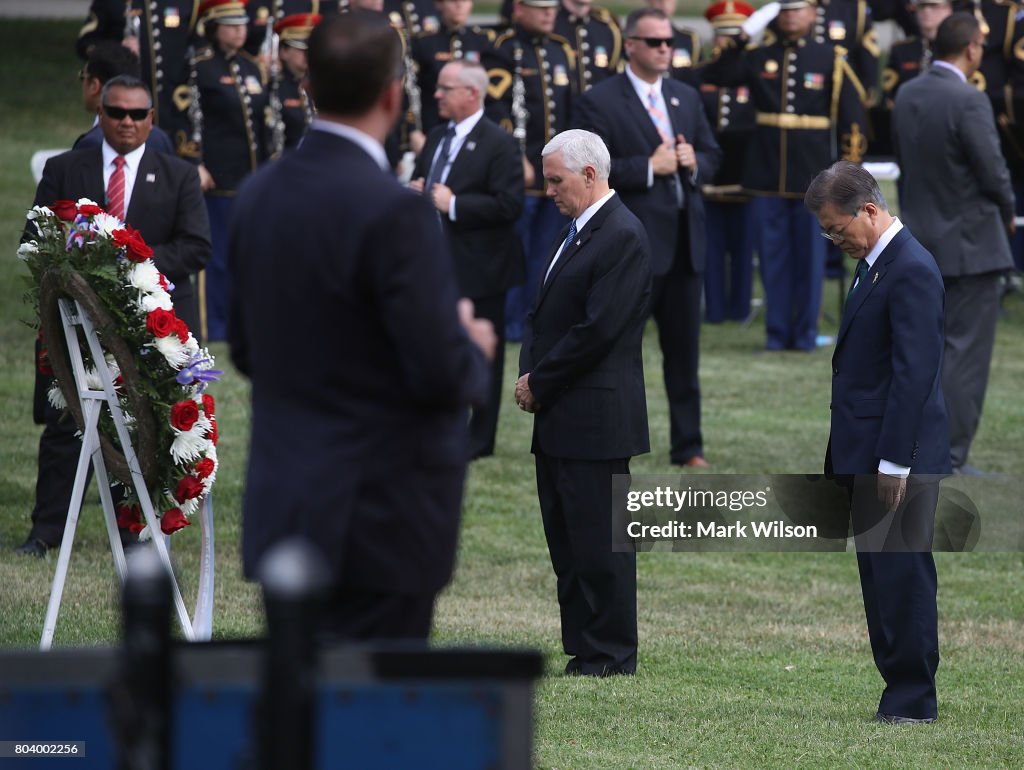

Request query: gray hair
[
  {"left": 542, "top": 129, "right": 611, "bottom": 180},
  {"left": 804, "top": 160, "right": 887, "bottom": 215},
  {"left": 448, "top": 60, "right": 489, "bottom": 96}
]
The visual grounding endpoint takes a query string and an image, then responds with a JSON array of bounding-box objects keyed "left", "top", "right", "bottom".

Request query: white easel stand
[{"left": 39, "top": 298, "right": 215, "bottom": 650}]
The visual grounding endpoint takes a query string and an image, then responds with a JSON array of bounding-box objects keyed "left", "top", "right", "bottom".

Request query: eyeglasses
[
  {"left": 629, "top": 37, "right": 674, "bottom": 48},
  {"left": 102, "top": 105, "right": 152, "bottom": 121},
  {"left": 820, "top": 210, "right": 860, "bottom": 244},
  {"left": 436, "top": 84, "right": 472, "bottom": 93}
]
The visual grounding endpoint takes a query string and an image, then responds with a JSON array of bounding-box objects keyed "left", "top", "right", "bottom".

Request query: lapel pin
[
  {"left": 670, "top": 96, "right": 680, "bottom": 107},
  {"left": 466, "top": 141, "right": 476, "bottom": 151},
  {"left": 146, "top": 173, "right": 156, "bottom": 183},
  {"left": 575, "top": 240, "right": 581, "bottom": 246},
  {"left": 872, "top": 272, "right": 879, "bottom": 284}
]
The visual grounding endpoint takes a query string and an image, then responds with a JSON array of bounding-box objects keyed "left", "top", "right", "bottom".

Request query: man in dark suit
[
  {"left": 16, "top": 75, "right": 211, "bottom": 556},
  {"left": 228, "top": 14, "right": 495, "bottom": 640},
  {"left": 892, "top": 12, "right": 1015, "bottom": 475},
  {"left": 573, "top": 7, "right": 720, "bottom": 467},
  {"left": 412, "top": 60, "right": 525, "bottom": 459},
  {"left": 516, "top": 129, "right": 651, "bottom": 676},
  {"left": 806, "top": 161, "right": 950, "bottom": 724}
]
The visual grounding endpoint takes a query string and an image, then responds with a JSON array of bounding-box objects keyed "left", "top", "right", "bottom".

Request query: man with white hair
[{"left": 515, "top": 128, "right": 652, "bottom": 676}]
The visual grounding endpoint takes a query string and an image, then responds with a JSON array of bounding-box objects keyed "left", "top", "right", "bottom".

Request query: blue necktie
[
  {"left": 544, "top": 219, "right": 577, "bottom": 284},
  {"left": 424, "top": 126, "right": 455, "bottom": 193}
]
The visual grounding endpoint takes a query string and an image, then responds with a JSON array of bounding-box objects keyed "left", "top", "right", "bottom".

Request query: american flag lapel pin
[
  {"left": 466, "top": 141, "right": 476, "bottom": 151},
  {"left": 146, "top": 172, "right": 156, "bottom": 183},
  {"left": 670, "top": 96, "right": 680, "bottom": 107}
]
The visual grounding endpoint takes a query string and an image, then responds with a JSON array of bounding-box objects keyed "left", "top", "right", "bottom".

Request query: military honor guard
[
  {"left": 554, "top": 0, "right": 623, "bottom": 92},
  {"left": 412, "top": 0, "right": 497, "bottom": 134},
  {"left": 185, "top": 0, "right": 270, "bottom": 341},
  {"left": 699, "top": 1, "right": 757, "bottom": 323},
  {"left": 768, "top": 0, "right": 881, "bottom": 105},
  {"left": 488, "top": 0, "right": 577, "bottom": 341},
  {"left": 703, "top": 0, "right": 867, "bottom": 351},
  {"left": 273, "top": 12, "right": 321, "bottom": 149},
  {"left": 648, "top": 0, "right": 704, "bottom": 86}
]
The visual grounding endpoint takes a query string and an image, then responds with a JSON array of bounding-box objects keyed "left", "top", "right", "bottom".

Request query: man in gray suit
[{"left": 892, "top": 12, "right": 1015, "bottom": 475}]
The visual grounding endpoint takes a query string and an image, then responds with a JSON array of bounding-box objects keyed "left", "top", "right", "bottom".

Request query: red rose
[
  {"left": 173, "top": 318, "right": 190, "bottom": 344},
  {"left": 175, "top": 476, "right": 205, "bottom": 502},
  {"left": 51, "top": 200, "right": 78, "bottom": 220},
  {"left": 124, "top": 231, "right": 153, "bottom": 263},
  {"left": 160, "top": 507, "right": 190, "bottom": 535},
  {"left": 146, "top": 308, "right": 178, "bottom": 338},
  {"left": 115, "top": 504, "right": 145, "bottom": 534},
  {"left": 194, "top": 457, "right": 216, "bottom": 479},
  {"left": 79, "top": 203, "right": 103, "bottom": 216},
  {"left": 170, "top": 400, "right": 200, "bottom": 431},
  {"left": 202, "top": 394, "right": 215, "bottom": 417}
]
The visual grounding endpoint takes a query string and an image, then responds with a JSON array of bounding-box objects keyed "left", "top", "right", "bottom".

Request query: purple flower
[{"left": 175, "top": 351, "right": 223, "bottom": 391}]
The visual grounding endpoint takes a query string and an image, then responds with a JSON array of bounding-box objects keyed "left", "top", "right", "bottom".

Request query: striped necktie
[{"left": 107, "top": 155, "right": 126, "bottom": 221}]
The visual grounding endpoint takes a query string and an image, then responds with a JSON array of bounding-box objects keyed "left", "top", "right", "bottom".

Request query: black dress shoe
[
  {"left": 875, "top": 712, "right": 936, "bottom": 725},
  {"left": 14, "top": 538, "right": 52, "bottom": 557}
]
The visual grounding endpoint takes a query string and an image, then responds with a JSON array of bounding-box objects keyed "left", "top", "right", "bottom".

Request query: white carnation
[
  {"left": 47, "top": 384, "right": 67, "bottom": 410},
  {"left": 91, "top": 212, "right": 122, "bottom": 238},
  {"left": 76, "top": 197, "right": 98, "bottom": 208},
  {"left": 139, "top": 290, "right": 174, "bottom": 313},
  {"left": 170, "top": 427, "right": 212, "bottom": 464},
  {"left": 17, "top": 241, "right": 38, "bottom": 260},
  {"left": 154, "top": 335, "right": 190, "bottom": 368},
  {"left": 128, "top": 262, "right": 163, "bottom": 293}
]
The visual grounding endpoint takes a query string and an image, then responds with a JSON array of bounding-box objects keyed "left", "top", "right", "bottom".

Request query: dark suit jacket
[
  {"left": 31, "top": 145, "right": 211, "bottom": 333},
  {"left": 573, "top": 72, "right": 721, "bottom": 276},
  {"left": 520, "top": 194, "right": 652, "bottom": 460},
  {"left": 826, "top": 227, "right": 951, "bottom": 475},
  {"left": 228, "top": 128, "right": 490, "bottom": 594},
  {"left": 893, "top": 65, "right": 1015, "bottom": 277},
  {"left": 413, "top": 116, "right": 525, "bottom": 298}
]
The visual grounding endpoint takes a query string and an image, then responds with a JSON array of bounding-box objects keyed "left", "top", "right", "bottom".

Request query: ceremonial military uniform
[
  {"left": 553, "top": 4, "right": 622, "bottom": 91},
  {"left": 384, "top": 0, "right": 443, "bottom": 36},
  {"left": 188, "top": 0, "right": 271, "bottom": 341},
  {"left": 882, "top": 35, "right": 932, "bottom": 105},
  {"left": 413, "top": 23, "right": 497, "bottom": 133},
  {"left": 487, "top": 18, "right": 576, "bottom": 340},
  {"left": 704, "top": 8, "right": 867, "bottom": 350},
  {"left": 272, "top": 12, "right": 321, "bottom": 150},
  {"left": 669, "top": 24, "right": 703, "bottom": 87},
  {"left": 768, "top": 0, "right": 880, "bottom": 102},
  {"left": 699, "top": 82, "right": 757, "bottom": 322},
  {"left": 699, "top": 2, "right": 756, "bottom": 323}
]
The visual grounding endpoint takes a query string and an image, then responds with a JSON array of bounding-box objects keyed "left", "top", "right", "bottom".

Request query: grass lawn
[{"left": 1, "top": 19, "right": 1022, "bottom": 770}]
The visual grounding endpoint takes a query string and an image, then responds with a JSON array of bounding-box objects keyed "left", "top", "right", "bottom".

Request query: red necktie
[{"left": 107, "top": 155, "right": 126, "bottom": 220}]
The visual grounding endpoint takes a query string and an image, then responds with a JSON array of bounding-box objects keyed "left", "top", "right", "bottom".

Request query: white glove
[{"left": 742, "top": 2, "right": 781, "bottom": 38}]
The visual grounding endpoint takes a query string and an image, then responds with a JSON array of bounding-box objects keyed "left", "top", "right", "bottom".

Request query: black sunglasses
[
  {"left": 102, "top": 105, "right": 152, "bottom": 121},
  {"left": 629, "top": 36, "right": 674, "bottom": 48}
]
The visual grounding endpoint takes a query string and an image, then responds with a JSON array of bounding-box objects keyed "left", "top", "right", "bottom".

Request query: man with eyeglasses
[
  {"left": 411, "top": 60, "right": 525, "bottom": 459},
  {"left": 16, "top": 75, "right": 211, "bottom": 559},
  {"left": 574, "top": 7, "right": 721, "bottom": 469},
  {"left": 806, "top": 160, "right": 949, "bottom": 726},
  {"left": 702, "top": 0, "right": 867, "bottom": 352},
  {"left": 892, "top": 12, "right": 1014, "bottom": 475}
]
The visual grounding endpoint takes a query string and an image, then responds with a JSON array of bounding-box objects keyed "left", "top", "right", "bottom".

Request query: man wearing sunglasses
[
  {"left": 16, "top": 75, "right": 211, "bottom": 558},
  {"left": 573, "top": 7, "right": 721, "bottom": 469}
]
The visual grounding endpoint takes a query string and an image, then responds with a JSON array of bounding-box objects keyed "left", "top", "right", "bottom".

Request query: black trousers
[
  {"left": 467, "top": 292, "right": 506, "bottom": 458},
  {"left": 318, "top": 588, "right": 437, "bottom": 641},
  {"left": 535, "top": 451, "right": 637, "bottom": 674},
  {"left": 651, "top": 244, "right": 703, "bottom": 463},
  {"left": 851, "top": 476, "right": 941, "bottom": 719}
]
